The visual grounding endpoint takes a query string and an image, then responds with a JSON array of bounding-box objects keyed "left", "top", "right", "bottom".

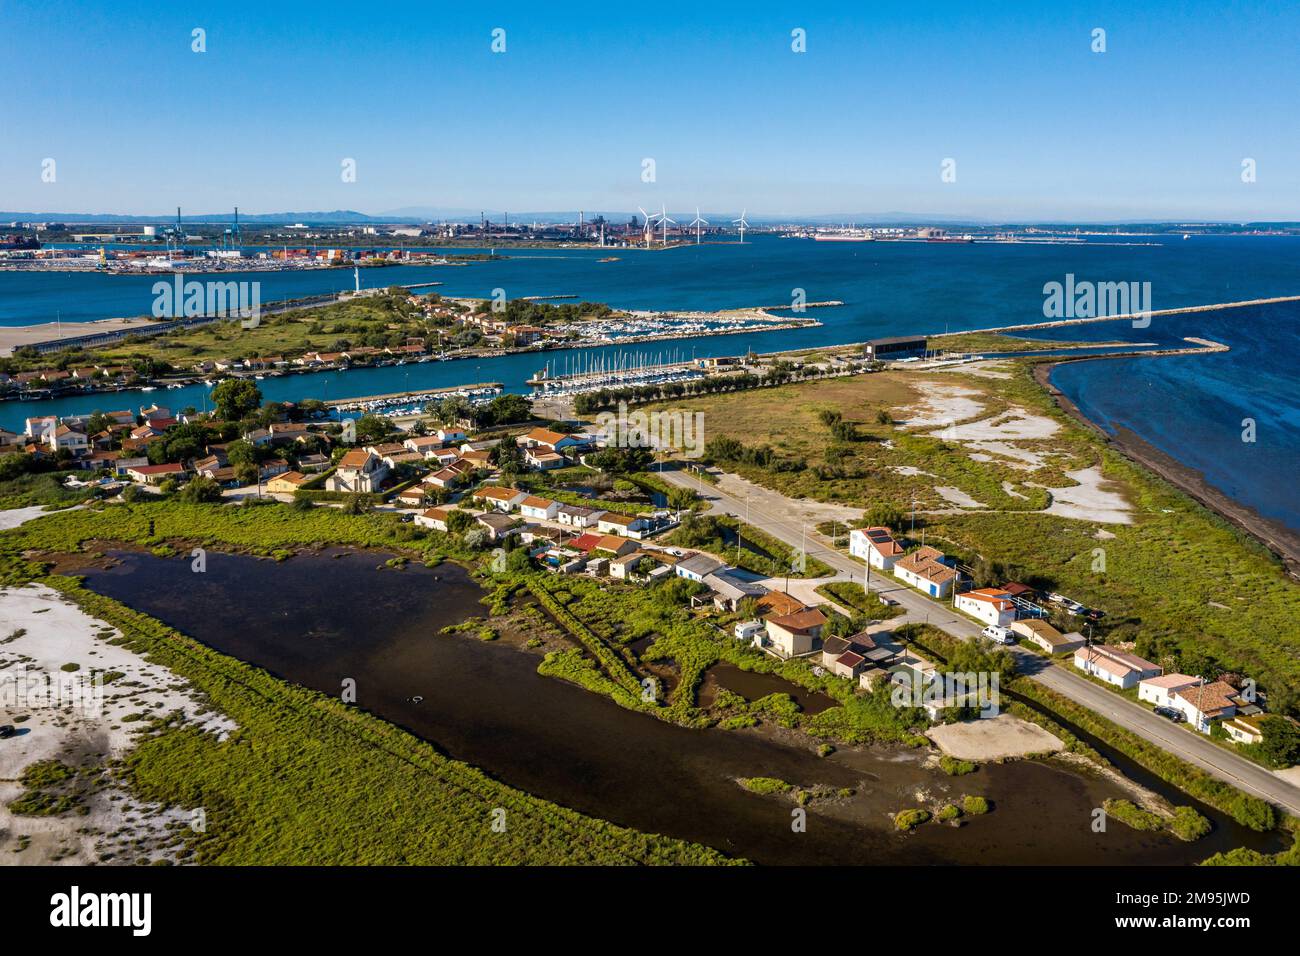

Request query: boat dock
[{"left": 325, "top": 382, "right": 502, "bottom": 411}]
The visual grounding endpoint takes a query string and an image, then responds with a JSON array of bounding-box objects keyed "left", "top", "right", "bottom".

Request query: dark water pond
[{"left": 77, "top": 547, "right": 1277, "bottom": 865}]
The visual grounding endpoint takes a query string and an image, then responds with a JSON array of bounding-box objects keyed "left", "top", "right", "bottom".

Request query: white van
[{"left": 982, "top": 624, "right": 1015, "bottom": 644}]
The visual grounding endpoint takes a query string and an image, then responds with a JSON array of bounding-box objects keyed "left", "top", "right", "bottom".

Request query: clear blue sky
[{"left": 2, "top": 0, "right": 1299, "bottom": 221}]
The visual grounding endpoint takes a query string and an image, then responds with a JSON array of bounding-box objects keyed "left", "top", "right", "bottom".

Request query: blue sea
[{"left": 2, "top": 235, "right": 1298, "bottom": 533}]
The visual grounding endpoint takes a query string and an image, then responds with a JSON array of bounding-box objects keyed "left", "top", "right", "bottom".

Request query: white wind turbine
[
  {"left": 689, "top": 207, "right": 708, "bottom": 244},
  {"left": 636, "top": 206, "right": 658, "bottom": 248},
  {"left": 732, "top": 208, "right": 749, "bottom": 244},
  {"left": 658, "top": 202, "right": 676, "bottom": 246}
]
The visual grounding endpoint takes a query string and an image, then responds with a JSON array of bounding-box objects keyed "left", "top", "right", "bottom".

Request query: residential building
[
  {"left": 1222, "top": 714, "right": 1267, "bottom": 745},
  {"left": 472, "top": 486, "right": 527, "bottom": 511},
  {"left": 327, "top": 450, "right": 389, "bottom": 493},
  {"left": 676, "top": 552, "right": 726, "bottom": 582},
  {"left": 849, "top": 526, "right": 904, "bottom": 570},
  {"left": 415, "top": 507, "right": 451, "bottom": 532},
  {"left": 596, "top": 512, "right": 651, "bottom": 539},
  {"left": 521, "top": 427, "right": 585, "bottom": 453},
  {"left": 1009, "top": 619, "right": 1086, "bottom": 655},
  {"left": 1073, "top": 645, "right": 1162, "bottom": 689},
  {"left": 1173, "top": 681, "right": 1240, "bottom": 733},
  {"left": 126, "top": 462, "right": 186, "bottom": 485},
  {"left": 763, "top": 608, "right": 827, "bottom": 658},
  {"left": 953, "top": 588, "right": 1017, "bottom": 628},
  {"left": 556, "top": 504, "right": 604, "bottom": 528},
  {"left": 265, "top": 471, "right": 310, "bottom": 495},
  {"left": 1138, "top": 673, "right": 1200, "bottom": 708},
  {"left": 733, "top": 620, "right": 764, "bottom": 645},
  {"left": 475, "top": 512, "right": 522, "bottom": 542},
  {"left": 525, "top": 447, "right": 567, "bottom": 470},
  {"left": 892, "top": 546, "right": 958, "bottom": 598},
  {"left": 702, "top": 570, "right": 768, "bottom": 612},
  {"left": 519, "top": 496, "right": 561, "bottom": 521}
]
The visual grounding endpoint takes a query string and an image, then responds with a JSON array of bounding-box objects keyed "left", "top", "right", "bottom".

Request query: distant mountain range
[{"left": 3, "top": 209, "right": 1297, "bottom": 230}]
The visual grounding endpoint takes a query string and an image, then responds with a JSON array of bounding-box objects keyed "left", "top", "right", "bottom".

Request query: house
[
  {"left": 114, "top": 456, "right": 150, "bottom": 477},
  {"left": 609, "top": 552, "right": 648, "bottom": 580},
  {"left": 521, "top": 427, "right": 585, "bottom": 453},
  {"left": 734, "top": 620, "right": 764, "bottom": 645},
  {"left": 1222, "top": 713, "right": 1268, "bottom": 745},
  {"left": 126, "top": 462, "right": 186, "bottom": 485},
  {"left": 425, "top": 465, "right": 467, "bottom": 490},
  {"left": 702, "top": 570, "right": 768, "bottom": 612},
  {"left": 820, "top": 633, "right": 876, "bottom": 670},
  {"left": 435, "top": 428, "right": 468, "bottom": 444},
  {"left": 1138, "top": 673, "right": 1200, "bottom": 708},
  {"left": 265, "top": 471, "right": 311, "bottom": 495},
  {"left": 556, "top": 504, "right": 604, "bottom": 528},
  {"left": 326, "top": 450, "right": 389, "bottom": 493},
  {"left": 953, "top": 588, "right": 1017, "bottom": 628},
  {"left": 849, "top": 526, "right": 905, "bottom": 570},
  {"left": 893, "top": 546, "right": 958, "bottom": 598},
  {"left": 472, "top": 486, "right": 527, "bottom": 511},
  {"left": 415, "top": 507, "right": 452, "bottom": 532},
  {"left": 1173, "top": 681, "right": 1240, "bottom": 733},
  {"left": 762, "top": 608, "right": 828, "bottom": 658},
  {"left": 595, "top": 512, "right": 651, "bottom": 539},
  {"left": 756, "top": 590, "right": 807, "bottom": 618},
  {"left": 1001, "top": 581, "right": 1037, "bottom": 602},
  {"left": 474, "top": 512, "right": 522, "bottom": 542},
  {"left": 676, "top": 552, "right": 726, "bottom": 582},
  {"left": 394, "top": 486, "right": 428, "bottom": 508},
  {"left": 297, "top": 453, "right": 331, "bottom": 473},
  {"left": 1009, "top": 619, "right": 1086, "bottom": 655},
  {"left": 525, "top": 447, "right": 567, "bottom": 470},
  {"left": 519, "top": 495, "right": 561, "bottom": 520},
  {"left": 50, "top": 424, "right": 89, "bottom": 455},
  {"left": 1073, "top": 645, "right": 1162, "bottom": 689},
  {"left": 259, "top": 458, "right": 290, "bottom": 480},
  {"left": 592, "top": 534, "right": 638, "bottom": 558}
]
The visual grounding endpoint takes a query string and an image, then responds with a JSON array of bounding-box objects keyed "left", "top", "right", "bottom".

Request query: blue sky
[{"left": 2, "top": 0, "right": 1299, "bottom": 220}]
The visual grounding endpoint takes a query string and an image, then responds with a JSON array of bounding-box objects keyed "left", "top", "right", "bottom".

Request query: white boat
[{"left": 140, "top": 386, "right": 157, "bottom": 392}]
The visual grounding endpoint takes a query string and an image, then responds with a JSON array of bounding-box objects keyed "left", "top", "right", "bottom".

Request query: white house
[
  {"left": 675, "top": 552, "right": 726, "bottom": 582},
  {"left": 435, "top": 428, "right": 468, "bottom": 444},
  {"left": 1138, "top": 673, "right": 1199, "bottom": 708},
  {"left": 733, "top": 620, "right": 764, "bottom": 644},
  {"left": 1010, "top": 619, "right": 1086, "bottom": 655},
  {"left": 521, "top": 426, "right": 585, "bottom": 453},
  {"left": 596, "top": 512, "right": 651, "bottom": 539},
  {"left": 1072, "top": 645, "right": 1162, "bottom": 689},
  {"left": 762, "top": 608, "right": 827, "bottom": 658},
  {"left": 556, "top": 504, "right": 604, "bottom": 528},
  {"left": 849, "top": 526, "right": 904, "bottom": 570},
  {"left": 471, "top": 486, "right": 527, "bottom": 512},
  {"left": 953, "top": 588, "right": 1016, "bottom": 628},
  {"left": 519, "top": 495, "right": 561, "bottom": 521},
  {"left": 327, "top": 450, "right": 389, "bottom": 493},
  {"left": 414, "top": 507, "right": 451, "bottom": 532},
  {"left": 892, "top": 546, "right": 958, "bottom": 599},
  {"left": 1173, "top": 681, "right": 1239, "bottom": 734}
]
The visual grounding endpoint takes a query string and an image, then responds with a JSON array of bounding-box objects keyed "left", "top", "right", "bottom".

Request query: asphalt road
[{"left": 662, "top": 463, "right": 1300, "bottom": 816}]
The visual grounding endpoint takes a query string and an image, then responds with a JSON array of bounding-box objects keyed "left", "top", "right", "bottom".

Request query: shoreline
[{"left": 1033, "top": 360, "right": 1300, "bottom": 579}]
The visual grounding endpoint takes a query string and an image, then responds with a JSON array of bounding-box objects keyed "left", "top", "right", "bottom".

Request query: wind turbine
[
  {"left": 732, "top": 208, "right": 749, "bottom": 244},
  {"left": 689, "top": 207, "right": 708, "bottom": 244},
  {"left": 636, "top": 206, "right": 658, "bottom": 248},
  {"left": 658, "top": 203, "right": 676, "bottom": 246}
]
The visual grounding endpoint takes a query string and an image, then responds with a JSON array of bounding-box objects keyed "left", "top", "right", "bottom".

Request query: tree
[
  {"left": 177, "top": 475, "right": 223, "bottom": 503},
  {"left": 1258, "top": 716, "right": 1300, "bottom": 767},
  {"left": 666, "top": 486, "right": 697, "bottom": 512},
  {"left": 446, "top": 509, "right": 476, "bottom": 534},
  {"left": 354, "top": 414, "right": 390, "bottom": 444},
  {"left": 211, "top": 379, "right": 263, "bottom": 421},
  {"left": 865, "top": 503, "right": 905, "bottom": 532}
]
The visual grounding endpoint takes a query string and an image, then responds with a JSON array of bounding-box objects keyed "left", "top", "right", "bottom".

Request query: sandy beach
[{"left": 0, "top": 315, "right": 157, "bottom": 356}]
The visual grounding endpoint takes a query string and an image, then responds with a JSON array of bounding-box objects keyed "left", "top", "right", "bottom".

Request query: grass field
[{"left": 642, "top": 361, "right": 1300, "bottom": 711}]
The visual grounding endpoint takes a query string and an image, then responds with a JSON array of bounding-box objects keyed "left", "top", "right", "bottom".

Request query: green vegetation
[
  {"left": 894, "top": 808, "right": 932, "bottom": 830},
  {"left": 815, "top": 580, "right": 902, "bottom": 620},
  {"left": 962, "top": 795, "right": 990, "bottom": 815},
  {"left": 1170, "top": 806, "right": 1213, "bottom": 842},
  {"left": 738, "top": 777, "right": 794, "bottom": 795},
  {"left": 1103, "top": 798, "right": 1164, "bottom": 831},
  {"left": 939, "top": 755, "right": 977, "bottom": 776},
  {"left": 936, "top": 803, "right": 963, "bottom": 822},
  {"left": 34, "top": 579, "right": 733, "bottom": 865},
  {"left": 666, "top": 513, "right": 833, "bottom": 578}
]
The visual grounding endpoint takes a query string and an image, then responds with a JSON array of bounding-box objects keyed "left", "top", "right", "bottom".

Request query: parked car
[
  {"left": 0, "top": 725, "right": 15, "bottom": 739},
  {"left": 981, "top": 624, "right": 1015, "bottom": 644},
  {"left": 1154, "top": 706, "right": 1185, "bottom": 723}
]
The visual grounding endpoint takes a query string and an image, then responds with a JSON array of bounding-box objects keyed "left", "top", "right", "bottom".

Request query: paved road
[{"left": 663, "top": 463, "right": 1300, "bottom": 816}]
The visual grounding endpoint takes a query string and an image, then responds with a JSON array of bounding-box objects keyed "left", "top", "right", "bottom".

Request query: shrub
[
  {"left": 962, "top": 795, "right": 990, "bottom": 815},
  {"left": 894, "top": 808, "right": 931, "bottom": 830},
  {"left": 1170, "top": 806, "right": 1212, "bottom": 842},
  {"left": 936, "top": 804, "right": 962, "bottom": 822},
  {"left": 1103, "top": 798, "right": 1163, "bottom": 832},
  {"left": 939, "top": 755, "right": 977, "bottom": 776},
  {"left": 739, "top": 776, "right": 793, "bottom": 795}
]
